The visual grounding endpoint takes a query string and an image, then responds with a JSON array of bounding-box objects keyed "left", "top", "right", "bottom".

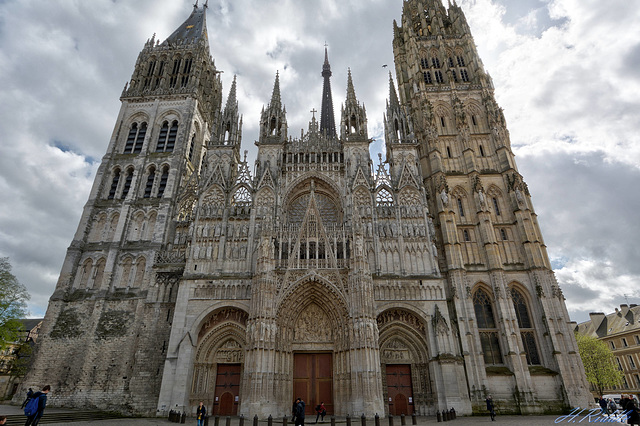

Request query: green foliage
[
  {"left": 576, "top": 332, "right": 624, "bottom": 396},
  {"left": 8, "top": 341, "right": 33, "bottom": 378},
  {"left": 0, "top": 257, "right": 30, "bottom": 350}
]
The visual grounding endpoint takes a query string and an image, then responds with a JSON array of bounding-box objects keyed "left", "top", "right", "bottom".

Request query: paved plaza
[{"left": 0, "top": 404, "right": 628, "bottom": 426}]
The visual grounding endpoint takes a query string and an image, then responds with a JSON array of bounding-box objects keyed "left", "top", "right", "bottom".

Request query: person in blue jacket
[{"left": 25, "top": 385, "right": 50, "bottom": 426}]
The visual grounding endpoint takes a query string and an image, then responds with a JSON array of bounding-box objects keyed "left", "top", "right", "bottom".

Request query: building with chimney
[{"left": 21, "top": 0, "right": 591, "bottom": 418}]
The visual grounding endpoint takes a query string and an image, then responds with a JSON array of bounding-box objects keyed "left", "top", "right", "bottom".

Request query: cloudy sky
[{"left": 0, "top": 0, "right": 639, "bottom": 323}]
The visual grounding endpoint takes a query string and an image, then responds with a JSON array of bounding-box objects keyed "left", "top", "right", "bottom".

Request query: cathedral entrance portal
[
  {"left": 214, "top": 364, "right": 241, "bottom": 415},
  {"left": 386, "top": 364, "right": 413, "bottom": 415},
  {"left": 293, "top": 353, "right": 333, "bottom": 416}
]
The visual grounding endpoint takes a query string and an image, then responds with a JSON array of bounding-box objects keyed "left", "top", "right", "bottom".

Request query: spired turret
[
  {"left": 259, "top": 72, "right": 288, "bottom": 143},
  {"left": 320, "top": 47, "right": 337, "bottom": 138}
]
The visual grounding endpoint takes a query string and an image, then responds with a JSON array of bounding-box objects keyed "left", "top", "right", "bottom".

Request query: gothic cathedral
[{"left": 22, "top": 0, "right": 591, "bottom": 418}]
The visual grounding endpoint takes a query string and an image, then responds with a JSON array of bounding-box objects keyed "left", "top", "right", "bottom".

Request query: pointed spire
[
  {"left": 389, "top": 72, "right": 400, "bottom": 108},
  {"left": 320, "top": 46, "right": 337, "bottom": 138},
  {"left": 346, "top": 68, "right": 357, "bottom": 105},
  {"left": 225, "top": 75, "right": 238, "bottom": 112},
  {"left": 270, "top": 71, "right": 282, "bottom": 108},
  {"left": 162, "top": 3, "right": 209, "bottom": 47}
]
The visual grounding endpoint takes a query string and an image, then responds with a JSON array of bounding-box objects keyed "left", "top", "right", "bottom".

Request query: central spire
[{"left": 320, "top": 46, "right": 337, "bottom": 138}]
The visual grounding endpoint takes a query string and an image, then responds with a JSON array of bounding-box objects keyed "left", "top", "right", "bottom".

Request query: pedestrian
[
  {"left": 295, "top": 397, "right": 306, "bottom": 426},
  {"left": 292, "top": 398, "right": 301, "bottom": 422},
  {"left": 486, "top": 395, "right": 495, "bottom": 421},
  {"left": 599, "top": 396, "right": 608, "bottom": 415},
  {"left": 627, "top": 396, "right": 640, "bottom": 425},
  {"left": 0, "top": 415, "right": 6, "bottom": 425},
  {"left": 315, "top": 402, "right": 326, "bottom": 423},
  {"left": 24, "top": 385, "right": 50, "bottom": 426},
  {"left": 21, "top": 388, "right": 34, "bottom": 409},
  {"left": 609, "top": 399, "right": 618, "bottom": 416},
  {"left": 197, "top": 401, "right": 207, "bottom": 426}
]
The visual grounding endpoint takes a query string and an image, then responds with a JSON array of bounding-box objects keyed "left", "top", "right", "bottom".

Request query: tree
[
  {"left": 0, "top": 257, "right": 30, "bottom": 350},
  {"left": 576, "top": 332, "right": 624, "bottom": 396}
]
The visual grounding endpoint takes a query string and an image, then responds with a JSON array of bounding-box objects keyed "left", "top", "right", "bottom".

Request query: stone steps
[{"left": 3, "top": 410, "right": 125, "bottom": 425}]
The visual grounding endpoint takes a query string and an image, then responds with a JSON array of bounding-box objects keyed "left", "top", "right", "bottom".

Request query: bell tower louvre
[{"left": 20, "top": 0, "right": 591, "bottom": 418}]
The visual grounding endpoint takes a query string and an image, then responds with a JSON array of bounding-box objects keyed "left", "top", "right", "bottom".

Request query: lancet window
[
  {"left": 108, "top": 169, "right": 121, "bottom": 200},
  {"left": 473, "top": 288, "right": 503, "bottom": 365},
  {"left": 156, "top": 121, "right": 179, "bottom": 152},
  {"left": 121, "top": 168, "right": 134, "bottom": 199},
  {"left": 124, "top": 122, "right": 147, "bottom": 154},
  {"left": 511, "top": 288, "right": 541, "bottom": 365}
]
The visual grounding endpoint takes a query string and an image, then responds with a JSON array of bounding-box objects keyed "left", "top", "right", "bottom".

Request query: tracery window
[
  {"left": 435, "top": 70, "right": 444, "bottom": 84},
  {"left": 420, "top": 58, "right": 429, "bottom": 69},
  {"left": 423, "top": 71, "right": 433, "bottom": 84},
  {"left": 288, "top": 193, "right": 340, "bottom": 224},
  {"left": 156, "top": 121, "right": 179, "bottom": 152},
  {"left": 473, "top": 289, "right": 503, "bottom": 365},
  {"left": 511, "top": 288, "right": 541, "bottom": 365},
  {"left": 232, "top": 187, "right": 252, "bottom": 206},
  {"left": 376, "top": 188, "right": 394, "bottom": 206}
]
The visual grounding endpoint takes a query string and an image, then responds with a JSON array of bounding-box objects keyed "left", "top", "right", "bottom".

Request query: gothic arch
[
  {"left": 125, "top": 112, "right": 150, "bottom": 128},
  {"left": 398, "top": 187, "right": 421, "bottom": 206},
  {"left": 117, "top": 255, "right": 134, "bottom": 288},
  {"left": 284, "top": 173, "right": 342, "bottom": 208}
]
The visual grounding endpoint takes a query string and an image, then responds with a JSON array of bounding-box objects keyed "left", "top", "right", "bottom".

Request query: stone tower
[
  {"left": 22, "top": 0, "right": 590, "bottom": 418},
  {"left": 392, "top": 0, "right": 591, "bottom": 413}
]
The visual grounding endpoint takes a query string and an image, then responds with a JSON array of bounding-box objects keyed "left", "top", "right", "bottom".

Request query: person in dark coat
[
  {"left": 295, "top": 398, "right": 306, "bottom": 426},
  {"left": 25, "top": 385, "right": 50, "bottom": 426},
  {"left": 599, "top": 397, "right": 608, "bottom": 415},
  {"left": 627, "top": 397, "right": 640, "bottom": 425},
  {"left": 292, "top": 398, "right": 301, "bottom": 422},
  {"left": 486, "top": 395, "right": 495, "bottom": 421},
  {"left": 196, "top": 401, "right": 207, "bottom": 426}
]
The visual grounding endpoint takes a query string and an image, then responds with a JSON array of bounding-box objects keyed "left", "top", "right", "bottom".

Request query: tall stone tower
[
  {"left": 391, "top": 0, "right": 591, "bottom": 413},
  {"left": 22, "top": 0, "right": 591, "bottom": 418}
]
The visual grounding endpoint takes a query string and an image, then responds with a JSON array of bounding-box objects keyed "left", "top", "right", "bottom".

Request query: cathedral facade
[{"left": 21, "top": 0, "right": 591, "bottom": 418}]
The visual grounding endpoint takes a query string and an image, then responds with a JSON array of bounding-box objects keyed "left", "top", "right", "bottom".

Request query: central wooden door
[
  {"left": 214, "top": 364, "right": 241, "bottom": 415},
  {"left": 293, "top": 353, "right": 333, "bottom": 415},
  {"left": 386, "top": 364, "right": 413, "bottom": 415}
]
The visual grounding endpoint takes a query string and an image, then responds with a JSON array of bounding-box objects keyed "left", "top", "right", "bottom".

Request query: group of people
[
  {"left": 291, "top": 398, "right": 326, "bottom": 426},
  {"left": 598, "top": 395, "right": 640, "bottom": 424}
]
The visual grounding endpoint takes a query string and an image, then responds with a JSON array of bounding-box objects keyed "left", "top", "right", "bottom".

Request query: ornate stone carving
[
  {"left": 198, "top": 308, "right": 248, "bottom": 340},
  {"left": 294, "top": 304, "right": 332, "bottom": 342},
  {"left": 377, "top": 309, "right": 425, "bottom": 333}
]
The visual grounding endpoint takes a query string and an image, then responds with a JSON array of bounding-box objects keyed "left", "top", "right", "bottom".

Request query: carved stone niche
[
  {"left": 381, "top": 338, "right": 411, "bottom": 363},
  {"left": 198, "top": 308, "right": 248, "bottom": 341},
  {"left": 213, "top": 339, "right": 244, "bottom": 363},
  {"left": 293, "top": 304, "right": 333, "bottom": 343}
]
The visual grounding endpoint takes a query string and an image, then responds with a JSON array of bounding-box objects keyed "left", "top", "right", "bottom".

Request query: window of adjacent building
[
  {"left": 463, "top": 230, "right": 470, "bottom": 242},
  {"left": 473, "top": 289, "right": 503, "bottom": 365},
  {"left": 611, "top": 341, "right": 616, "bottom": 350},
  {"left": 511, "top": 288, "right": 541, "bottom": 365},
  {"left": 630, "top": 355, "right": 637, "bottom": 369},
  {"left": 623, "top": 376, "right": 629, "bottom": 389},
  {"left": 500, "top": 229, "right": 508, "bottom": 241},
  {"left": 635, "top": 335, "right": 640, "bottom": 345},
  {"left": 624, "top": 338, "right": 629, "bottom": 347},
  {"left": 617, "top": 357, "right": 623, "bottom": 370},
  {"left": 635, "top": 374, "right": 640, "bottom": 388},
  {"left": 446, "top": 146, "right": 452, "bottom": 158}
]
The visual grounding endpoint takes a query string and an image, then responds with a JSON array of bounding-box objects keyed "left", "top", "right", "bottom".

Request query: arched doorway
[
  {"left": 377, "top": 308, "right": 432, "bottom": 416},
  {"left": 190, "top": 307, "right": 248, "bottom": 415}
]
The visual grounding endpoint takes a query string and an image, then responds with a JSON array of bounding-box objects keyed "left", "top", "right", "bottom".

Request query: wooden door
[
  {"left": 293, "top": 353, "right": 333, "bottom": 415},
  {"left": 386, "top": 364, "right": 413, "bottom": 415},
  {"left": 214, "top": 364, "right": 241, "bottom": 415}
]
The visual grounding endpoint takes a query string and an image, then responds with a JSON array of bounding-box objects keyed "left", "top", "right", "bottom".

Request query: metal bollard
[
  {"left": 389, "top": 414, "right": 394, "bottom": 426},
  {"left": 283, "top": 416, "right": 288, "bottom": 426},
  {"left": 401, "top": 414, "right": 405, "bottom": 426},
  {"left": 268, "top": 414, "right": 273, "bottom": 426},
  {"left": 375, "top": 413, "right": 380, "bottom": 426},
  {"left": 240, "top": 415, "right": 245, "bottom": 426},
  {"left": 254, "top": 415, "right": 259, "bottom": 426},
  {"left": 411, "top": 413, "right": 417, "bottom": 425},
  {"left": 442, "top": 410, "right": 447, "bottom": 422},
  {"left": 181, "top": 412, "right": 186, "bottom": 424},
  {"left": 215, "top": 416, "right": 220, "bottom": 426},
  {"left": 346, "top": 414, "right": 351, "bottom": 426},
  {"left": 331, "top": 416, "right": 336, "bottom": 426},
  {"left": 436, "top": 411, "right": 441, "bottom": 422},
  {"left": 227, "top": 416, "right": 231, "bottom": 426},
  {"left": 451, "top": 408, "right": 456, "bottom": 420},
  {"left": 361, "top": 413, "right": 367, "bottom": 426}
]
